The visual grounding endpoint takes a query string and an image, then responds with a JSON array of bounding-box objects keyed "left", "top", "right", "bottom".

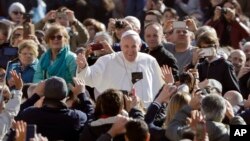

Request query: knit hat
[
  {"left": 8, "top": 2, "right": 26, "bottom": 16},
  {"left": 44, "top": 76, "right": 68, "bottom": 101}
]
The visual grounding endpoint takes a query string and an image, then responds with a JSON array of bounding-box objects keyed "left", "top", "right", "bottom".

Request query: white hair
[
  {"left": 125, "top": 16, "right": 141, "bottom": 32},
  {"left": 8, "top": 2, "right": 26, "bottom": 16}
]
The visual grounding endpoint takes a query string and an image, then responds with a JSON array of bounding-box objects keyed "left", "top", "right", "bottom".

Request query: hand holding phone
[
  {"left": 172, "top": 21, "right": 187, "bottom": 29},
  {"left": 91, "top": 43, "right": 104, "bottom": 51}
]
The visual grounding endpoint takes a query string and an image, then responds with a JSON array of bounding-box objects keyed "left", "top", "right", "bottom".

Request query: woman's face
[
  {"left": 87, "top": 25, "right": 96, "bottom": 41},
  {"left": 48, "top": 31, "right": 66, "bottom": 50},
  {"left": 10, "top": 10, "right": 24, "bottom": 24},
  {"left": 19, "top": 47, "right": 36, "bottom": 66},
  {"left": 12, "top": 29, "right": 23, "bottom": 47}
]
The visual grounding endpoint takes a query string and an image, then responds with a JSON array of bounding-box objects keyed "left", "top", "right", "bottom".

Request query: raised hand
[
  {"left": 161, "top": 65, "right": 174, "bottom": 84},
  {"left": 155, "top": 84, "right": 177, "bottom": 104},
  {"left": 76, "top": 53, "right": 88, "bottom": 70},
  {"left": 10, "top": 70, "right": 23, "bottom": 90},
  {"left": 68, "top": 78, "right": 86, "bottom": 96}
]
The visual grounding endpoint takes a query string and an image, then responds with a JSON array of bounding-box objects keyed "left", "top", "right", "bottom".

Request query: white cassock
[{"left": 76, "top": 52, "right": 164, "bottom": 107}]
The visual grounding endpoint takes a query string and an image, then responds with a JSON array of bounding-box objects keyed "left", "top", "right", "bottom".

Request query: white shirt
[
  {"left": 0, "top": 90, "right": 22, "bottom": 140},
  {"left": 76, "top": 52, "right": 164, "bottom": 107}
]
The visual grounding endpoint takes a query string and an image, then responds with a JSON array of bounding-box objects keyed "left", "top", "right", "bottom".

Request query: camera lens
[
  {"left": 221, "top": 8, "right": 227, "bottom": 14},
  {"left": 115, "top": 20, "right": 124, "bottom": 29}
]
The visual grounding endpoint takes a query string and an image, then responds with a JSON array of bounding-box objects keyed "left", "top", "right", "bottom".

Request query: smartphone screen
[
  {"left": 196, "top": 122, "right": 206, "bottom": 140},
  {"left": 173, "top": 21, "right": 186, "bottom": 29},
  {"left": 200, "top": 47, "right": 214, "bottom": 57},
  {"left": 131, "top": 72, "right": 143, "bottom": 84},
  {"left": 26, "top": 124, "right": 37, "bottom": 141}
]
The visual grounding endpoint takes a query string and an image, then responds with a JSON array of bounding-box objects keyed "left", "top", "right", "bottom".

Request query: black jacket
[
  {"left": 144, "top": 45, "right": 179, "bottom": 81},
  {"left": 145, "top": 102, "right": 170, "bottom": 141},
  {"left": 197, "top": 57, "right": 240, "bottom": 94},
  {"left": 16, "top": 93, "right": 94, "bottom": 141},
  {"left": 239, "top": 71, "right": 250, "bottom": 99},
  {"left": 79, "top": 108, "right": 144, "bottom": 141},
  {"left": 0, "top": 43, "right": 18, "bottom": 69}
]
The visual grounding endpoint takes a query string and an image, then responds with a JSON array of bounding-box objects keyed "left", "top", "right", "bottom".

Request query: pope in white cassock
[{"left": 76, "top": 30, "right": 164, "bottom": 107}]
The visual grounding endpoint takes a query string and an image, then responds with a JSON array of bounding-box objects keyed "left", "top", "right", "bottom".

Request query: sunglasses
[
  {"left": 50, "top": 35, "right": 63, "bottom": 41},
  {"left": 12, "top": 11, "right": 23, "bottom": 15},
  {"left": 13, "top": 33, "right": 22, "bottom": 38}
]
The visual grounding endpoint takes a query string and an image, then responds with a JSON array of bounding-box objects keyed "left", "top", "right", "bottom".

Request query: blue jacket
[{"left": 7, "top": 59, "right": 38, "bottom": 83}]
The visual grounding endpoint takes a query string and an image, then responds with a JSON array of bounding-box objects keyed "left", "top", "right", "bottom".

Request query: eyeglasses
[
  {"left": 13, "top": 33, "right": 22, "bottom": 38},
  {"left": 50, "top": 35, "right": 63, "bottom": 41},
  {"left": 19, "top": 52, "right": 35, "bottom": 56},
  {"left": 12, "top": 11, "right": 23, "bottom": 15}
]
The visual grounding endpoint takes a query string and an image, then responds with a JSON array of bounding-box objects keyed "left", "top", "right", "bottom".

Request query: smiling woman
[{"left": 33, "top": 24, "right": 77, "bottom": 84}]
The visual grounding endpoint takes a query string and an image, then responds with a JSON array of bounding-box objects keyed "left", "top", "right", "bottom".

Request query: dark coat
[
  {"left": 197, "top": 57, "right": 240, "bottom": 94},
  {"left": 16, "top": 93, "right": 94, "bottom": 141},
  {"left": 144, "top": 44, "right": 179, "bottom": 81}
]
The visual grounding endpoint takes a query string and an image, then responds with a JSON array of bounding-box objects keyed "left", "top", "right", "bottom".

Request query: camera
[
  {"left": 23, "top": 13, "right": 32, "bottom": 23},
  {"left": 91, "top": 43, "right": 104, "bottom": 51},
  {"left": 221, "top": 8, "right": 227, "bottom": 14},
  {"left": 115, "top": 20, "right": 125, "bottom": 29},
  {"left": 57, "top": 12, "right": 67, "bottom": 19}
]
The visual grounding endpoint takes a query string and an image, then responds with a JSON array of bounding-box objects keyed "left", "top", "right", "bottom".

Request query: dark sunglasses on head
[
  {"left": 50, "top": 35, "right": 63, "bottom": 40},
  {"left": 12, "top": 11, "right": 23, "bottom": 15}
]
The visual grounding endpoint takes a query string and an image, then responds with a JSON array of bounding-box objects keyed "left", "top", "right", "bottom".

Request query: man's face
[
  {"left": 144, "top": 24, "right": 162, "bottom": 49},
  {"left": 172, "top": 29, "right": 191, "bottom": 46},
  {"left": 144, "top": 15, "right": 158, "bottom": 25},
  {"left": 120, "top": 35, "right": 140, "bottom": 62},
  {"left": 228, "top": 51, "right": 246, "bottom": 73}
]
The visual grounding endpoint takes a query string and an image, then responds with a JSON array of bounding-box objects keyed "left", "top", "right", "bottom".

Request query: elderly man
[
  {"left": 76, "top": 30, "right": 164, "bottom": 107},
  {"left": 228, "top": 49, "right": 246, "bottom": 76}
]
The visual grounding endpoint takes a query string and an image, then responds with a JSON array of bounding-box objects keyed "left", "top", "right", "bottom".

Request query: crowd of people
[{"left": 1, "top": 0, "right": 250, "bottom": 141}]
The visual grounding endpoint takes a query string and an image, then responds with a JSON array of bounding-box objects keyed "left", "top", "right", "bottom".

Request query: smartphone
[
  {"left": 173, "top": 21, "right": 186, "bottom": 29},
  {"left": 196, "top": 122, "right": 206, "bottom": 141},
  {"left": 26, "top": 124, "right": 37, "bottom": 141},
  {"left": 91, "top": 43, "right": 104, "bottom": 51},
  {"left": 131, "top": 72, "right": 143, "bottom": 84},
  {"left": 200, "top": 47, "right": 214, "bottom": 57}
]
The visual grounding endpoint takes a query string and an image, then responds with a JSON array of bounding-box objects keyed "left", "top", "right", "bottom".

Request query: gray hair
[
  {"left": 201, "top": 94, "right": 226, "bottom": 122},
  {"left": 125, "top": 16, "right": 141, "bottom": 32},
  {"left": 94, "top": 31, "right": 113, "bottom": 45}
]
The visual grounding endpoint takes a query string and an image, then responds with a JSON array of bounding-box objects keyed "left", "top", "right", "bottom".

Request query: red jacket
[{"left": 206, "top": 18, "right": 250, "bottom": 49}]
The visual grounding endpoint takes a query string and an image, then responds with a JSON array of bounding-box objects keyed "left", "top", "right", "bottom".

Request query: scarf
[{"left": 40, "top": 44, "right": 69, "bottom": 78}]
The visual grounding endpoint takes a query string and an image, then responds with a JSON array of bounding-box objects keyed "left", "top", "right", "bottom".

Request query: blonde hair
[
  {"left": 10, "top": 25, "right": 23, "bottom": 46},
  {"left": 18, "top": 40, "right": 39, "bottom": 57},
  {"left": 164, "top": 92, "right": 191, "bottom": 128},
  {"left": 44, "top": 24, "right": 69, "bottom": 44}
]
